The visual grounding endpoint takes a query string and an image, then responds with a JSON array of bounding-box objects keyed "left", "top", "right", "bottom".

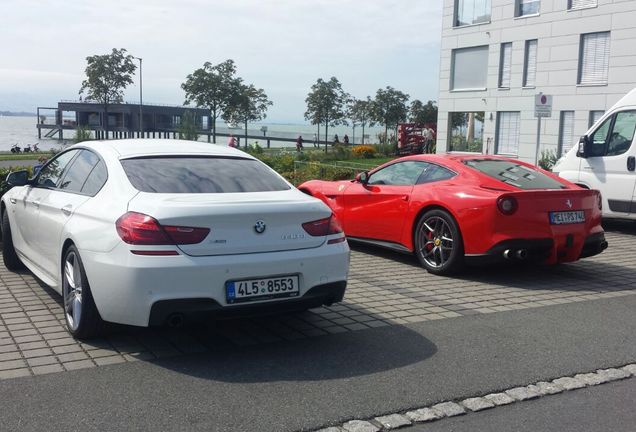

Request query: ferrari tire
[
  {"left": 62, "top": 245, "right": 103, "bottom": 339},
  {"left": 2, "top": 211, "right": 25, "bottom": 271},
  {"left": 414, "top": 209, "right": 464, "bottom": 275}
]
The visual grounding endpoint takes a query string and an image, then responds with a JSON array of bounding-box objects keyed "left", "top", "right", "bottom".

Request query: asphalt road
[
  {"left": 1, "top": 295, "right": 635, "bottom": 431},
  {"left": 406, "top": 378, "right": 636, "bottom": 432}
]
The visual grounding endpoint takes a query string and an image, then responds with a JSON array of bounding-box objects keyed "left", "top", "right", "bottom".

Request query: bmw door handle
[
  {"left": 61, "top": 205, "right": 72, "bottom": 216},
  {"left": 9, "top": 198, "right": 16, "bottom": 204},
  {"left": 33, "top": 200, "right": 41, "bottom": 208}
]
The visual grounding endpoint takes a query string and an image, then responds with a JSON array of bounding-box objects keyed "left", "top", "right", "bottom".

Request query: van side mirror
[
  {"left": 577, "top": 136, "right": 590, "bottom": 158},
  {"left": 6, "top": 170, "right": 29, "bottom": 187},
  {"left": 355, "top": 171, "right": 369, "bottom": 184}
]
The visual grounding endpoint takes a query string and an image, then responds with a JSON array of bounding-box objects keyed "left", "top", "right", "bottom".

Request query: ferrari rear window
[
  {"left": 463, "top": 159, "right": 566, "bottom": 190},
  {"left": 120, "top": 156, "right": 290, "bottom": 193}
]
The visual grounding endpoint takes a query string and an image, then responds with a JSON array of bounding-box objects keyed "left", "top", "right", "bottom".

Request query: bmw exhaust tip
[{"left": 516, "top": 249, "right": 528, "bottom": 260}]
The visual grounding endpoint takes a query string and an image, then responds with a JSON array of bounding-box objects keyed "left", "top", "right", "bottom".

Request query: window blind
[
  {"left": 569, "top": 0, "right": 597, "bottom": 10},
  {"left": 517, "top": 0, "right": 540, "bottom": 16},
  {"left": 452, "top": 46, "right": 489, "bottom": 90},
  {"left": 497, "top": 112, "right": 520, "bottom": 155},
  {"left": 559, "top": 111, "right": 575, "bottom": 156},
  {"left": 523, "top": 40, "right": 537, "bottom": 87},
  {"left": 579, "top": 32, "right": 610, "bottom": 84},
  {"left": 499, "top": 43, "right": 512, "bottom": 88},
  {"left": 589, "top": 110, "right": 604, "bottom": 127}
]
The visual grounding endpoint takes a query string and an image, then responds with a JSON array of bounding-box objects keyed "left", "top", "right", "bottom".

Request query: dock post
[
  {"left": 267, "top": 139, "right": 270, "bottom": 149},
  {"left": 38, "top": 127, "right": 41, "bottom": 139},
  {"left": 59, "top": 129, "right": 63, "bottom": 140},
  {"left": 207, "top": 133, "right": 211, "bottom": 143}
]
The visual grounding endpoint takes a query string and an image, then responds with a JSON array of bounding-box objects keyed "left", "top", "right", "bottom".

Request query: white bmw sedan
[{"left": 1, "top": 140, "right": 349, "bottom": 339}]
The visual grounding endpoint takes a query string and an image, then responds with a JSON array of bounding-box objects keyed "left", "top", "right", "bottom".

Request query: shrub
[
  {"left": 351, "top": 145, "right": 377, "bottom": 159},
  {"left": 74, "top": 126, "right": 93, "bottom": 143},
  {"left": 538, "top": 149, "right": 559, "bottom": 171},
  {"left": 373, "top": 142, "right": 396, "bottom": 157}
]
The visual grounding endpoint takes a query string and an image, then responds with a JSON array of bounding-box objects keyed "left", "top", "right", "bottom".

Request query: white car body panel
[
  {"left": 554, "top": 88, "right": 636, "bottom": 219},
  {"left": 1, "top": 139, "right": 350, "bottom": 327}
]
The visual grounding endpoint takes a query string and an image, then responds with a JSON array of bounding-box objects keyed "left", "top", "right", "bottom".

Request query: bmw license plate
[
  {"left": 549, "top": 210, "right": 585, "bottom": 225},
  {"left": 226, "top": 275, "right": 299, "bottom": 304}
]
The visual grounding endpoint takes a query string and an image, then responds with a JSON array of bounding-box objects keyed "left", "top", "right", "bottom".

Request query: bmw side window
[
  {"left": 36, "top": 150, "right": 80, "bottom": 189},
  {"left": 606, "top": 111, "right": 636, "bottom": 156},
  {"left": 58, "top": 150, "right": 100, "bottom": 193},
  {"left": 368, "top": 161, "right": 428, "bottom": 186},
  {"left": 80, "top": 161, "right": 108, "bottom": 196}
]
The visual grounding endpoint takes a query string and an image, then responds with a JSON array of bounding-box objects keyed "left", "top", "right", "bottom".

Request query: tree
[
  {"left": 370, "top": 86, "right": 410, "bottom": 143},
  {"left": 79, "top": 48, "right": 137, "bottom": 138},
  {"left": 410, "top": 99, "right": 438, "bottom": 125},
  {"left": 348, "top": 97, "right": 375, "bottom": 145},
  {"left": 181, "top": 59, "right": 240, "bottom": 143},
  {"left": 224, "top": 83, "right": 272, "bottom": 149},
  {"left": 178, "top": 112, "right": 199, "bottom": 141},
  {"left": 304, "top": 77, "right": 349, "bottom": 151}
]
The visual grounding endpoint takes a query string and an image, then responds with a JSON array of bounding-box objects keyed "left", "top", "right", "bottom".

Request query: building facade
[{"left": 437, "top": 0, "right": 636, "bottom": 164}]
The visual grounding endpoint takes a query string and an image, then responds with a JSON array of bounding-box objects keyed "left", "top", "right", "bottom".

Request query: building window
[
  {"left": 499, "top": 43, "right": 512, "bottom": 88},
  {"left": 523, "top": 40, "right": 537, "bottom": 87},
  {"left": 448, "top": 112, "right": 484, "bottom": 152},
  {"left": 516, "top": 0, "right": 540, "bottom": 17},
  {"left": 589, "top": 110, "right": 604, "bottom": 128},
  {"left": 496, "top": 112, "right": 520, "bottom": 155},
  {"left": 454, "top": 0, "right": 491, "bottom": 27},
  {"left": 559, "top": 111, "right": 575, "bottom": 156},
  {"left": 451, "top": 46, "right": 489, "bottom": 90},
  {"left": 568, "top": 0, "right": 597, "bottom": 10},
  {"left": 578, "top": 32, "right": 610, "bottom": 85}
]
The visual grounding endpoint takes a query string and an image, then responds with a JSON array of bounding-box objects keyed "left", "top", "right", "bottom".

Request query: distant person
[
  {"left": 333, "top": 134, "right": 340, "bottom": 145},
  {"left": 296, "top": 135, "right": 304, "bottom": 152},
  {"left": 313, "top": 133, "right": 318, "bottom": 148},
  {"left": 228, "top": 134, "right": 237, "bottom": 148},
  {"left": 343, "top": 134, "right": 349, "bottom": 145}
]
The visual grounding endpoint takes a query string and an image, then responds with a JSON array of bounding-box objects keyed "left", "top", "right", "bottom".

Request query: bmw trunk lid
[{"left": 126, "top": 190, "right": 331, "bottom": 256}]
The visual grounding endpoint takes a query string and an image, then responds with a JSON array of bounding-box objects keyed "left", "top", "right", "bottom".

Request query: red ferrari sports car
[{"left": 299, "top": 154, "right": 607, "bottom": 275}]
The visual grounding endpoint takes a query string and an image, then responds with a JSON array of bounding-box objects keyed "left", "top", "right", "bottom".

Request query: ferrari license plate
[
  {"left": 549, "top": 210, "right": 585, "bottom": 225},
  {"left": 226, "top": 275, "right": 299, "bottom": 304}
]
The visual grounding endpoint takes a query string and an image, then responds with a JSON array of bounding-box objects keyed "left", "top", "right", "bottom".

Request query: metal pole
[
  {"left": 135, "top": 57, "right": 143, "bottom": 136},
  {"left": 535, "top": 116, "right": 542, "bottom": 165}
]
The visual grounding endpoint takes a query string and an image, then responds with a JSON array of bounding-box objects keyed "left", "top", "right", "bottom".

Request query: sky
[{"left": 0, "top": 0, "right": 442, "bottom": 123}]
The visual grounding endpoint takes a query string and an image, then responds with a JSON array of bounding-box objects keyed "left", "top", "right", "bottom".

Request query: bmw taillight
[
  {"left": 116, "top": 212, "right": 210, "bottom": 245},
  {"left": 302, "top": 215, "right": 343, "bottom": 237},
  {"left": 497, "top": 196, "right": 518, "bottom": 215}
]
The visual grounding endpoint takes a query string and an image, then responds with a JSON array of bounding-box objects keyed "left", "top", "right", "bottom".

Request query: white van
[{"left": 553, "top": 89, "right": 636, "bottom": 220}]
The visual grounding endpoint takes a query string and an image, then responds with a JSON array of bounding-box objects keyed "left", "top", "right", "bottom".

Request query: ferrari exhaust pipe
[
  {"left": 503, "top": 249, "right": 512, "bottom": 259},
  {"left": 516, "top": 249, "right": 528, "bottom": 260}
]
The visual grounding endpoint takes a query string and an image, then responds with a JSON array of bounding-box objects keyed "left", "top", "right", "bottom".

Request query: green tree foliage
[
  {"left": 74, "top": 126, "right": 93, "bottom": 143},
  {"left": 181, "top": 59, "right": 240, "bottom": 143},
  {"left": 79, "top": 48, "right": 137, "bottom": 138},
  {"left": 304, "top": 77, "right": 349, "bottom": 151},
  {"left": 178, "top": 112, "right": 200, "bottom": 141},
  {"left": 348, "top": 97, "right": 375, "bottom": 145},
  {"left": 371, "top": 86, "right": 410, "bottom": 143},
  {"left": 409, "top": 99, "right": 438, "bottom": 124},
  {"left": 224, "top": 83, "right": 272, "bottom": 149}
]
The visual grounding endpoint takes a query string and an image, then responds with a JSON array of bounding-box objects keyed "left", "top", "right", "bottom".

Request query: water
[{"left": 0, "top": 116, "right": 385, "bottom": 152}]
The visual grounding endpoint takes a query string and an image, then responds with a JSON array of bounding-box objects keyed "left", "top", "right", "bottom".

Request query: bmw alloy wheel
[{"left": 63, "top": 251, "right": 83, "bottom": 331}]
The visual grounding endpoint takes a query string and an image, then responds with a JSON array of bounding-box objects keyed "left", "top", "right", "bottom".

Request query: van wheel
[
  {"left": 2, "top": 212, "right": 25, "bottom": 271},
  {"left": 62, "top": 245, "right": 103, "bottom": 339}
]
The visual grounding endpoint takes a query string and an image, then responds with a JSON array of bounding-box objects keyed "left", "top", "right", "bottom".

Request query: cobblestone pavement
[{"left": 1, "top": 226, "right": 634, "bottom": 380}]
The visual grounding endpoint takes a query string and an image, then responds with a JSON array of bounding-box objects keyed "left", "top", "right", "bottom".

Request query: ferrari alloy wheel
[
  {"left": 415, "top": 209, "right": 464, "bottom": 275},
  {"left": 62, "top": 246, "right": 102, "bottom": 339}
]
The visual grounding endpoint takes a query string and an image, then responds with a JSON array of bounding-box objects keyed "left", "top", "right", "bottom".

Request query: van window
[{"left": 588, "top": 110, "right": 636, "bottom": 157}]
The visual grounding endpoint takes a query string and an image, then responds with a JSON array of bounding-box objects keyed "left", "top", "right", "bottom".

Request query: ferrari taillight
[
  {"left": 116, "top": 212, "right": 210, "bottom": 245},
  {"left": 302, "top": 215, "right": 343, "bottom": 236},
  {"left": 497, "top": 196, "right": 518, "bottom": 215}
]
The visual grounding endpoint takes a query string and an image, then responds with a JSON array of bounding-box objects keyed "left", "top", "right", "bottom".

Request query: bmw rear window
[
  {"left": 120, "top": 156, "right": 291, "bottom": 193},
  {"left": 463, "top": 159, "right": 566, "bottom": 190}
]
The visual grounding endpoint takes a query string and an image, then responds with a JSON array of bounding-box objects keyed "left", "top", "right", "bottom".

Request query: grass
[{"left": 0, "top": 152, "right": 50, "bottom": 161}]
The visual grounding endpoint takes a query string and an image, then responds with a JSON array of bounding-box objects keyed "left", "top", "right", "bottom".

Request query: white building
[{"left": 436, "top": 0, "right": 636, "bottom": 164}]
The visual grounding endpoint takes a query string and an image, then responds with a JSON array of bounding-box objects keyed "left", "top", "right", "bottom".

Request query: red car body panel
[{"left": 299, "top": 154, "right": 605, "bottom": 265}]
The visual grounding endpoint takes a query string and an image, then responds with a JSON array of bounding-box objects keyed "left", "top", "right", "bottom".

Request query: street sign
[{"left": 535, "top": 94, "right": 552, "bottom": 118}]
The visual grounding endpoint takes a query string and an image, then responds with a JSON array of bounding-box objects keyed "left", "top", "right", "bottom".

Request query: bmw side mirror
[
  {"left": 6, "top": 170, "right": 29, "bottom": 187},
  {"left": 355, "top": 171, "right": 369, "bottom": 184},
  {"left": 577, "top": 136, "right": 590, "bottom": 159}
]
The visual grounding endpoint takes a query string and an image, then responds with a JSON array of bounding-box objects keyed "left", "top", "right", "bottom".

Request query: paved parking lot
[{"left": 1, "top": 223, "right": 635, "bottom": 380}]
